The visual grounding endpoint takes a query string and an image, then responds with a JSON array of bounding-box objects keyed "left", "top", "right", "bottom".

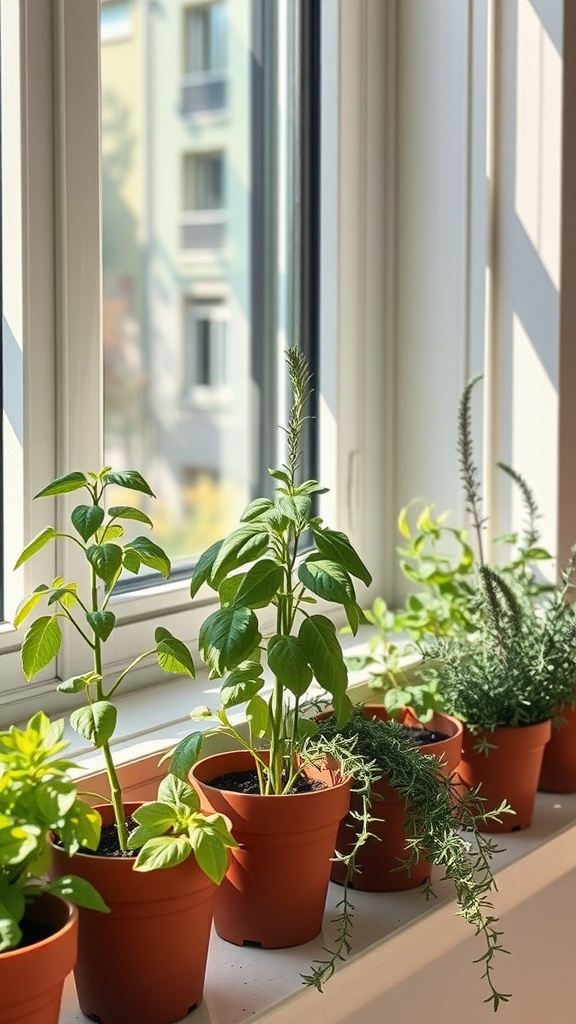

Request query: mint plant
[
  {"left": 0, "top": 711, "right": 108, "bottom": 952},
  {"left": 171, "top": 348, "right": 372, "bottom": 795},
  {"left": 14, "top": 468, "right": 196, "bottom": 852}
]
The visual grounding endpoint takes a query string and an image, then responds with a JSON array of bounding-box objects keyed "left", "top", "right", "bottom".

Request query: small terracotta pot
[
  {"left": 190, "top": 749, "right": 351, "bottom": 948},
  {"left": 0, "top": 892, "right": 77, "bottom": 1024},
  {"left": 329, "top": 706, "right": 463, "bottom": 891},
  {"left": 539, "top": 705, "right": 576, "bottom": 792},
  {"left": 50, "top": 803, "right": 219, "bottom": 1024},
  {"left": 457, "top": 720, "right": 551, "bottom": 832}
]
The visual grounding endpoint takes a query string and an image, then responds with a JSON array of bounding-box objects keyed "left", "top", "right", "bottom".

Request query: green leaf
[
  {"left": 231, "top": 559, "right": 283, "bottom": 609},
  {"left": 70, "top": 701, "right": 117, "bottom": 748},
  {"left": 158, "top": 773, "right": 200, "bottom": 809},
  {"left": 130, "top": 802, "right": 179, "bottom": 836},
  {"left": 268, "top": 467, "right": 291, "bottom": 485},
  {"left": 102, "top": 470, "right": 155, "bottom": 496},
  {"left": 523, "top": 547, "right": 553, "bottom": 560},
  {"left": 298, "top": 557, "right": 356, "bottom": 605},
  {"left": 246, "top": 694, "right": 269, "bottom": 737},
  {"left": 220, "top": 664, "right": 264, "bottom": 708},
  {"left": 71, "top": 504, "right": 105, "bottom": 542},
  {"left": 298, "top": 615, "right": 351, "bottom": 725},
  {"left": 190, "top": 539, "right": 224, "bottom": 598},
  {"left": 124, "top": 536, "right": 171, "bottom": 578},
  {"left": 57, "top": 672, "right": 100, "bottom": 695},
  {"left": 13, "top": 585, "right": 50, "bottom": 627},
  {"left": 267, "top": 635, "right": 313, "bottom": 697},
  {"left": 123, "top": 548, "right": 141, "bottom": 574},
  {"left": 45, "top": 875, "right": 110, "bottom": 913},
  {"left": 22, "top": 616, "right": 62, "bottom": 679},
  {"left": 169, "top": 733, "right": 204, "bottom": 782},
  {"left": 108, "top": 505, "right": 153, "bottom": 527},
  {"left": 86, "top": 610, "right": 116, "bottom": 642},
  {"left": 134, "top": 836, "right": 191, "bottom": 872},
  {"left": 240, "top": 497, "right": 274, "bottom": 522},
  {"left": 312, "top": 528, "right": 372, "bottom": 586},
  {"left": 100, "top": 524, "right": 124, "bottom": 543},
  {"left": 277, "top": 495, "right": 312, "bottom": 525},
  {"left": 189, "top": 821, "right": 229, "bottom": 884},
  {"left": 86, "top": 543, "right": 123, "bottom": 586},
  {"left": 13, "top": 527, "right": 57, "bottom": 570},
  {"left": 154, "top": 627, "right": 195, "bottom": 677},
  {"left": 199, "top": 607, "right": 261, "bottom": 677},
  {"left": 210, "top": 525, "right": 270, "bottom": 586},
  {"left": 34, "top": 472, "right": 89, "bottom": 498}
]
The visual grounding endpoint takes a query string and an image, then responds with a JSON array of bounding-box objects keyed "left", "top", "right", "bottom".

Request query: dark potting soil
[
  {"left": 208, "top": 769, "right": 326, "bottom": 795},
  {"left": 17, "top": 917, "right": 54, "bottom": 950},
  {"left": 401, "top": 724, "right": 449, "bottom": 746},
  {"left": 53, "top": 816, "right": 140, "bottom": 858}
]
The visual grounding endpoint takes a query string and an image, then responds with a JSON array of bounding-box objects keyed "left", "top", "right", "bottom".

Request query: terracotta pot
[
  {"left": 190, "top": 749, "right": 351, "bottom": 948},
  {"left": 457, "top": 720, "right": 552, "bottom": 832},
  {"left": 0, "top": 892, "right": 77, "bottom": 1024},
  {"left": 330, "top": 706, "right": 463, "bottom": 891},
  {"left": 539, "top": 705, "right": 576, "bottom": 792},
  {"left": 50, "top": 803, "right": 219, "bottom": 1024}
]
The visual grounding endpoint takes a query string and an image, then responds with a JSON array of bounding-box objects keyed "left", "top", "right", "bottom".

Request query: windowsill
[{"left": 59, "top": 791, "right": 576, "bottom": 1023}]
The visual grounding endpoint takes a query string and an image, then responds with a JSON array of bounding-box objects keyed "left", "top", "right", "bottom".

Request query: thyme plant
[
  {"left": 171, "top": 348, "right": 372, "bottom": 795},
  {"left": 312, "top": 711, "right": 512, "bottom": 1010}
]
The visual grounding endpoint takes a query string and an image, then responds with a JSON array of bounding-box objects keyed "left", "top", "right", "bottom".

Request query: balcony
[
  {"left": 181, "top": 71, "right": 227, "bottom": 116},
  {"left": 180, "top": 210, "right": 227, "bottom": 252}
]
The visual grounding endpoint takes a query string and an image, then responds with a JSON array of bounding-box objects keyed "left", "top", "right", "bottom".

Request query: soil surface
[
  {"left": 54, "top": 816, "right": 140, "bottom": 858},
  {"left": 208, "top": 769, "right": 326, "bottom": 795},
  {"left": 17, "top": 917, "right": 53, "bottom": 949},
  {"left": 401, "top": 724, "right": 449, "bottom": 746}
]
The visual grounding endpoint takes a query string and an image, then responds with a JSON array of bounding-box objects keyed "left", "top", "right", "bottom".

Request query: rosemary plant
[
  {"left": 171, "top": 348, "right": 372, "bottom": 794},
  {"left": 311, "top": 711, "right": 512, "bottom": 1010}
]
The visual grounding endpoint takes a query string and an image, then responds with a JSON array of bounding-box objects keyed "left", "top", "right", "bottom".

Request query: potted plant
[
  {"left": 14, "top": 468, "right": 237, "bottom": 1024},
  {"left": 422, "top": 376, "right": 576, "bottom": 830},
  {"left": 313, "top": 709, "right": 511, "bottom": 1010},
  {"left": 0, "top": 711, "right": 106, "bottom": 1024},
  {"left": 171, "top": 348, "right": 372, "bottom": 952}
]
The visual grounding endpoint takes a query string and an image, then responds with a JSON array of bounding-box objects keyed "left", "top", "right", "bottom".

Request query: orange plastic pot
[
  {"left": 539, "top": 705, "right": 576, "bottom": 792},
  {"left": 457, "top": 720, "right": 551, "bottom": 832},
  {"left": 50, "top": 803, "right": 219, "bottom": 1024},
  {"left": 330, "top": 707, "right": 463, "bottom": 891},
  {"left": 190, "top": 749, "right": 351, "bottom": 948},
  {"left": 0, "top": 892, "right": 77, "bottom": 1024}
]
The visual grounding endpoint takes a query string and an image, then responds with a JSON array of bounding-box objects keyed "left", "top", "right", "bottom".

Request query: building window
[
  {"left": 101, "top": 1, "right": 132, "bottom": 45},
  {"left": 181, "top": 152, "right": 227, "bottom": 251},
  {"left": 185, "top": 298, "right": 229, "bottom": 401},
  {"left": 182, "top": 2, "right": 227, "bottom": 115}
]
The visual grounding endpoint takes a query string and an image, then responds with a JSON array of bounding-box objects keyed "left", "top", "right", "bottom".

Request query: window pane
[{"left": 101, "top": 0, "right": 319, "bottom": 572}]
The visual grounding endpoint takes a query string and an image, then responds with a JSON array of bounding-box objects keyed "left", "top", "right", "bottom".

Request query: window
[
  {"left": 184, "top": 297, "right": 229, "bottom": 398},
  {"left": 182, "top": 1, "right": 227, "bottom": 114},
  {"left": 181, "top": 152, "right": 227, "bottom": 250}
]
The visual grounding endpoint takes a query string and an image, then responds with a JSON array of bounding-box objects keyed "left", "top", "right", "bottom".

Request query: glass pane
[{"left": 101, "top": 0, "right": 317, "bottom": 573}]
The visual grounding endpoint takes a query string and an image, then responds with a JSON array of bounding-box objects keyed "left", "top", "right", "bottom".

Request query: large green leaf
[
  {"left": 210, "top": 525, "right": 269, "bottom": 586},
  {"left": 108, "top": 505, "right": 153, "bottom": 527},
  {"left": 298, "top": 615, "right": 350, "bottom": 725},
  {"left": 220, "top": 663, "right": 264, "bottom": 708},
  {"left": 86, "top": 543, "right": 123, "bottom": 586},
  {"left": 130, "top": 802, "right": 179, "bottom": 836},
  {"left": 190, "top": 539, "right": 224, "bottom": 598},
  {"left": 155, "top": 627, "right": 195, "bottom": 677},
  {"left": 298, "top": 557, "right": 356, "bottom": 605},
  {"left": 134, "top": 836, "right": 191, "bottom": 872},
  {"left": 70, "top": 701, "right": 117, "bottom": 748},
  {"left": 34, "top": 472, "right": 88, "bottom": 498},
  {"left": 124, "top": 537, "right": 170, "bottom": 578},
  {"left": 168, "top": 733, "right": 204, "bottom": 782},
  {"left": 199, "top": 607, "right": 261, "bottom": 677},
  {"left": 71, "top": 504, "right": 105, "bottom": 542},
  {"left": 267, "top": 635, "right": 313, "bottom": 697},
  {"left": 13, "top": 527, "right": 57, "bottom": 570},
  {"left": 189, "top": 822, "right": 230, "bottom": 884},
  {"left": 22, "top": 616, "right": 63, "bottom": 679},
  {"left": 158, "top": 773, "right": 199, "bottom": 809},
  {"left": 231, "top": 559, "right": 283, "bottom": 609},
  {"left": 102, "top": 470, "right": 155, "bottom": 496},
  {"left": 13, "top": 585, "right": 50, "bottom": 627},
  {"left": 312, "top": 527, "right": 372, "bottom": 586},
  {"left": 246, "top": 694, "right": 269, "bottom": 738},
  {"left": 240, "top": 497, "right": 274, "bottom": 522},
  {"left": 277, "top": 495, "right": 312, "bottom": 526},
  {"left": 45, "top": 875, "right": 109, "bottom": 913},
  {"left": 57, "top": 672, "right": 99, "bottom": 695},
  {"left": 86, "top": 610, "right": 116, "bottom": 642}
]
